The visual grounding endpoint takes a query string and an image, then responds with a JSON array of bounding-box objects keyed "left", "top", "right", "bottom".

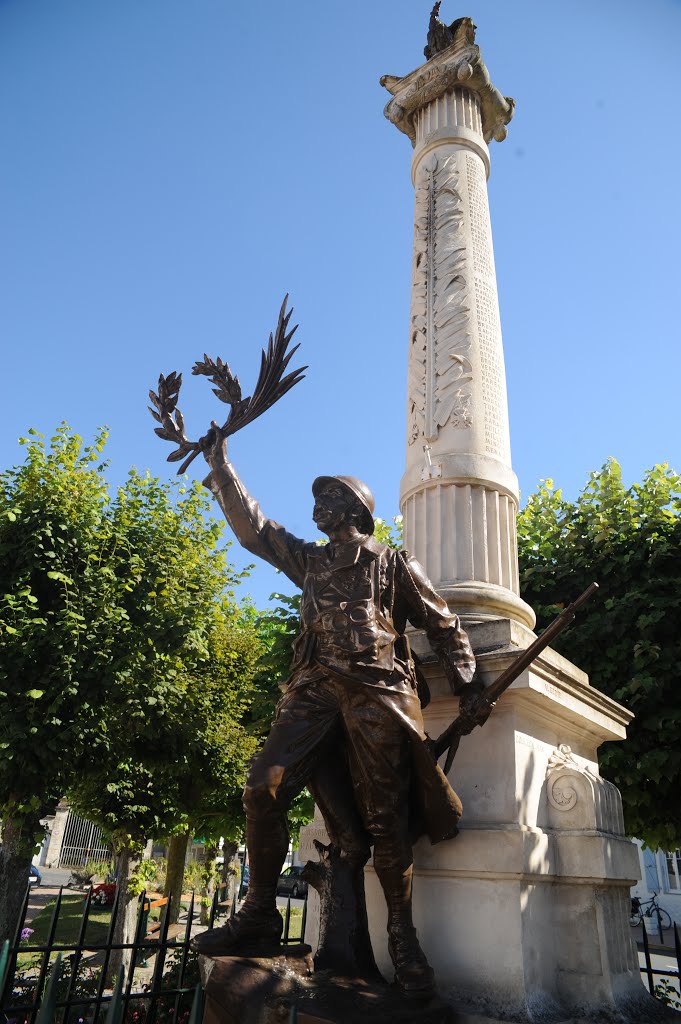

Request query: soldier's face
[{"left": 313, "top": 483, "right": 355, "bottom": 534}]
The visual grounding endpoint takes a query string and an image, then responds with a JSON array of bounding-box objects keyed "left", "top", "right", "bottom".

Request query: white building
[{"left": 631, "top": 840, "right": 681, "bottom": 925}]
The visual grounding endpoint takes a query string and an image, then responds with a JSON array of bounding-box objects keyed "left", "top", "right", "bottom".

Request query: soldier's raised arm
[{"left": 201, "top": 424, "right": 309, "bottom": 590}]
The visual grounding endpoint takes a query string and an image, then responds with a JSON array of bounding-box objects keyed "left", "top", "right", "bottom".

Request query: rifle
[{"left": 432, "top": 582, "right": 600, "bottom": 774}]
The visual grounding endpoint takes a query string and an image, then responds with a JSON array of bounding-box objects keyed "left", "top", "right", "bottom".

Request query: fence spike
[
  {"left": 32, "top": 887, "right": 64, "bottom": 1016},
  {"left": 35, "top": 952, "right": 62, "bottom": 1024},
  {"left": 641, "top": 916, "right": 655, "bottom": 994},
  {"left": 187, "top": 983, "right": 205, "bottom": 1024},
  {"left": 0, "top": 887, "right": 30, "bottom": 1008},
  {"left": 283, "top": 897, "right": 292, "bottom": 943},
  {"left": 94, "top": 884, "right": 122, "bottom": 1013},
  {"left": 106, "top": 964, "right": 126, "bottom": 1024},
  {"left": 64, "top": 885, "right": 95, "bottom": 1008},
  {"left": 0, "top": 939, "right": 9, "bottom": 996}
]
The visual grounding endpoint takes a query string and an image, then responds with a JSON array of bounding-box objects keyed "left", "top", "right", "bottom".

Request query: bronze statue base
[{"left": 198, "top": 946, "right": 467, "bottom": 1023}]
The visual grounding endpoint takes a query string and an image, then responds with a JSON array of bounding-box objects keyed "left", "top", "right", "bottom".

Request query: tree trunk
[
  {"left": 199, "top": 844, "right": 218, "bottom": 926},
  {"left": 164, "top": 832, "right": 189, "bottom": 925},
  {"left": 221, "top": 840, "right": 239, "bottom": 909},
  {"left": 109, "top": 844, "right": 143, "bottom": 982},
  {"left": 0, "top": 811, "right": 41, "bottom": 947},
  {"left": 302, "top": 840, "right": 381, "bottom": 980}
]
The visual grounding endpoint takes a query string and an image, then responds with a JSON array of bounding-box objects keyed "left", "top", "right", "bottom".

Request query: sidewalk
[{"left": 631, "top": 919, "right": 680, "bottom": 954}]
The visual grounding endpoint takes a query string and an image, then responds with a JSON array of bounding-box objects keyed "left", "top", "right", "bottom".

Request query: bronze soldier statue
[{"left": 191, "top": 428, "right": 480, "bottom": 996}]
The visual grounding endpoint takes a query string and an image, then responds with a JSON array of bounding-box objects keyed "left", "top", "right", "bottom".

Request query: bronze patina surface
[{"left": 190, "top": 431, "right": 478, "bottom": 997}]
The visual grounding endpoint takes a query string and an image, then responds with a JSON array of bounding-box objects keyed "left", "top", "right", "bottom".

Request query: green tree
[
  {"left": 0, "top": 426, "right": 124, "bottom": 944},
  {"left": 517, "top": 459, "right": 681, "bottom": 850},
  {"left": 0, "top": 426, "right": 260, "bottom": 947},
  {"left": 66, "top": 469, "right": 260, "bottom": 964}
]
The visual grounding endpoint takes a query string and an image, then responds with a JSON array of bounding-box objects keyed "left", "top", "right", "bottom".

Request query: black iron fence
[
  {"left": 638, "top": 917, "right": 681, "bottom": 1007},
  {"left": 3, "top": 886, "right": 678, "bottom": 1019},
  {"left": 0, "top": 884, "right": 307, "bottom": 1023}
]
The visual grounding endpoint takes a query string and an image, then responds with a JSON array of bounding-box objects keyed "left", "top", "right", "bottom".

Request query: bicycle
[{"left": 630, "top": 892, "right": 672, "bottom": 932}]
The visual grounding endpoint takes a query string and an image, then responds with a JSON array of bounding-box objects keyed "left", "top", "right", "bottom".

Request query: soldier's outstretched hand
[{"left": 200, "top": 420, "right": 229, "bottom": 472}]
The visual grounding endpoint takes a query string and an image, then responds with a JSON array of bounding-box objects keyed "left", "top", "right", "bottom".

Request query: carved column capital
[{"left": 381, "top": 32, "right": 515, "bottom": 147}]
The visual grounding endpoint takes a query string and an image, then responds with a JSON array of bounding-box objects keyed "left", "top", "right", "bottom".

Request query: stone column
[
  {"left": 365, "top": 19, "right": 651, "bottom": 1020},
  {"left": 382, "top": 19, "right": 534, "bottom": 628}
]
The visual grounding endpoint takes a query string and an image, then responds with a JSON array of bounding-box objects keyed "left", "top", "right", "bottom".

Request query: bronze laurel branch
[{"left": 149, "top": 295, "right": 307, "bottom": 474}]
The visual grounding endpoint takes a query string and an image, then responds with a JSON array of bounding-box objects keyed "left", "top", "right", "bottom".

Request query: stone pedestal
[
  {"left": 359, "top": 621, "right": 652, "bottom": 1022},
  {"left": 300, "top": 621, "right": 654, "bottom": 1020}
]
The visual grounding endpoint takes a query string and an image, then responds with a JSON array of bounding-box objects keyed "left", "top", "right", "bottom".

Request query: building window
[
  {"left": 644, "top": 847, "right": 660, "bottom": 891},
  {"left": 664, "top": 849, "right": 681, "bottom": 891}
]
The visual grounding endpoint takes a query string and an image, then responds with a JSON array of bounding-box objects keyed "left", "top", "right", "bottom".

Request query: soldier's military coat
[{"left": 207, "top": 463, "right": 476, "bottom": 845}]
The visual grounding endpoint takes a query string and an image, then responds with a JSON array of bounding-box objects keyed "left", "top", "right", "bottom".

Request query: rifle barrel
[
  {"left": 432, "top": 582, "right": 599, "bottom": 761},
  {"left": 483, "top": 582, "right": 599, "bottom": 704}
]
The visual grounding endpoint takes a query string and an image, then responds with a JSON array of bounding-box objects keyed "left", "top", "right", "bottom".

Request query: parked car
[
  {"left": 276, "top": 865, "right": 307, "bottom": 899},
  {"left": 29, "top": 865, "right": 42, "bottom": 886}
]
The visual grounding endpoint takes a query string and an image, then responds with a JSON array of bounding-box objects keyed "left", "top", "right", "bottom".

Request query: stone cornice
[{"left": 381, "top": 35, "right": 515, "bottom": 147}]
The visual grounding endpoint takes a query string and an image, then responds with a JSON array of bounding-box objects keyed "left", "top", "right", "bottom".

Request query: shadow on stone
[{"left": 199, "top": 946, "right": 462, "bottom": 1024}]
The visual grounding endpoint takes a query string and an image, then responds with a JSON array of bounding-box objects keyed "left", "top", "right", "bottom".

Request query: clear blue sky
[{"left": 2, "top": 0, "right": 680, "bottom": 609}]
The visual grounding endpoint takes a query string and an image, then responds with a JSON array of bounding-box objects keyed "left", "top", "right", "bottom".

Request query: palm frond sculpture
[{"left": 150, "top": 295, "right": 306, "bottom": 473}]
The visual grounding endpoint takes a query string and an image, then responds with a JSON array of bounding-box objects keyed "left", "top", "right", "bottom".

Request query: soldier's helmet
[{"left": 312, "top": 475, "right": 375, "bottom": 535}]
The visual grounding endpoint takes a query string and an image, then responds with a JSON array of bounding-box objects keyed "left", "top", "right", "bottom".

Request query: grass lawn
[
  {"left": 279, "top": 904, "right": 304, "bottom": 940},
  {"left": 27, "top": 895, "right": 112, "bottom": 946},
  {"left": 17, "top": 895, "right": 113, "bottom": 971},
  {"left": 16, "top": 896, "right": 304, "bottom": 968}
]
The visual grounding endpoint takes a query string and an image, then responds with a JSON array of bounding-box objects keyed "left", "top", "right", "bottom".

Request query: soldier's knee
[
  {"left": 242, "top": 780, "right": 276, "bottom": 816},
  {"left": 365, "top": 815, "right": 408, "bottom": 848},
  {"left": 338, "top": 836, "right": 371, "bottom": 866}
]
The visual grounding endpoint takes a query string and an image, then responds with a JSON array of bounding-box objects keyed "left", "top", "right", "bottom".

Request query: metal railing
[
  {"left": 57, "top": 812, "right": 112, "bottom": 869},
  {"left": 0, "top": 883, "right": 307, "bottom": 1023},
  {"left": 3, "top": 894, "right": 676, "bottom": 1019},
  {"left": 638, "top": 916, "right": 681, "bottom": 1005}
]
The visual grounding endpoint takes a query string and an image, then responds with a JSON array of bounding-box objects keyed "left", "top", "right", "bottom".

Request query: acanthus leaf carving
[{"left": 408, "top": 153, "right": 472, "bottom": 445}]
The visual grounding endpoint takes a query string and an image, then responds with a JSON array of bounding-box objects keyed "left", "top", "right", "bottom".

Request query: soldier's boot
[
  {"left": 189, "top": 899, "right": 282, "bottom": 957},
  {"left": 191, "top": 813, "right": 285, "bottom": 957},
  {"left": 382, "top": 867, "right": 435, "bottom": 997}
]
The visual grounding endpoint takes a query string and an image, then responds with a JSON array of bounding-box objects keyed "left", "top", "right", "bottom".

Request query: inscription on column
[
  {"left": 467, "top": 163, "right": 494, "bottom": 278},
  {"left": 475, "top": 278, "right": 505, "bottom": 456},
  {"left": 408, "top": 152, "right": 473, "bottom": 446},
  {"left": 466, "top": 153, "right": 509, "bottom": 460}
]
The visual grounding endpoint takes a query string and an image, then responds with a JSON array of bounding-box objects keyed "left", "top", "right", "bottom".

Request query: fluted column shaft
[{"left": 382, "top": 41, "right": 534, "bottom": 628}]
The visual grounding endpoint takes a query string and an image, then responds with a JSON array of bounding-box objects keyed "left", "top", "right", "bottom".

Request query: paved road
[
  {"left": 37, "top": 866, "right": 75, "bottom": 889},
  {"left": 630, "top": 920, "right": 679, "bottom": 951}
]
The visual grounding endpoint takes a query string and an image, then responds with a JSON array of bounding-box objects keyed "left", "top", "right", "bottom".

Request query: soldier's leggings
[{"left": 243, "top": 677, "right": 412, "bottom": 877}]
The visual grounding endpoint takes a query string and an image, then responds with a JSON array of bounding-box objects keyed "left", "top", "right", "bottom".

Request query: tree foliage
[
  {"left": 0, "top": 425, "right": 261, "bottom": 945},
  {"left": 517, "top": 459, "right": 681, "bottom": 850},
  {"left": 0, "top": 427, "right": 119, "bottom": 855}
]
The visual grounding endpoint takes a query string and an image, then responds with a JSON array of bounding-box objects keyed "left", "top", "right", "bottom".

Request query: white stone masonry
[{"left": 382, "top": 30, "right": 534, "bottom": 628}]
